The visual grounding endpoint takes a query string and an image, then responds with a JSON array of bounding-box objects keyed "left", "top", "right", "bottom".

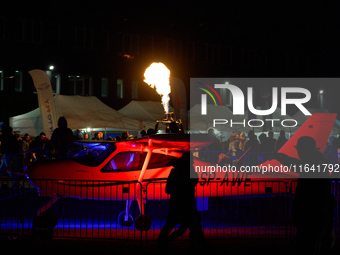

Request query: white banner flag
[{"left": 29, "top": 69, "right": 57, "bottom": 138}]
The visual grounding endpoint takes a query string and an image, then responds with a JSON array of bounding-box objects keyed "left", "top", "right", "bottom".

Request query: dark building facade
[{"left": 0, "top": 2, "right": 337, "bottom": 125}]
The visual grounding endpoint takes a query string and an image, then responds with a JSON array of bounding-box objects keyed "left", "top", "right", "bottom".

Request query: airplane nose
[
  {"left": 26, "top": 159, "right": 73, "bottom": 180},
  {"left": 27, "top": 163, "right": 38, "bottom": 179},
  {"left": 27, "top": 161, "right": 48, "bottom": 180}
]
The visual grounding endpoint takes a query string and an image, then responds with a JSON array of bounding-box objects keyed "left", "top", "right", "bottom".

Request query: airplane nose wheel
[
  {"left": 134, "top": 214, "right": 152, "bottom": 231},
  {"left": 118, "top": 212, "right": 134, "bottom": 227}
]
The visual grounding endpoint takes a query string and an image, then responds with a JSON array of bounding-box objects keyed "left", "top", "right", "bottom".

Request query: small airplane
[{"left": 26, "top": 113, "right": 337, "bottom": 230}]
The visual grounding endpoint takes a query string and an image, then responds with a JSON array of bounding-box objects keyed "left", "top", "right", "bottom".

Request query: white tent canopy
[
  {"left": 118, "top": 100, "right": 175, "bottom": 131},
  {"left": 10, "top": 108, "right": 43, "bottom": 136},
  {"left": 10, "top": 95, "right": 142, "bottom": 136}
]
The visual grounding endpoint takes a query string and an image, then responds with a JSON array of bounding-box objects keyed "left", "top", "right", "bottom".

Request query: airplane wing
[{"left": 118, "top": 133, "right": 214, "bottom": 152}]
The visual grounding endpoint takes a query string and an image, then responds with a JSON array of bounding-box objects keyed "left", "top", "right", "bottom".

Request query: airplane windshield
[
  {"left": 101, "top": 152, "right": 176, "bottom": 172},
  {"left": 70, "top": 143, "right": 116, "bottom": 166}
]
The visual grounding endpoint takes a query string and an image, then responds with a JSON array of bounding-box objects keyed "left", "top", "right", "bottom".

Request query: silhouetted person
[
  {"left": 73, "top": 129, "right": 86, "bottom": 151},
  {"left": 204, "top": 127, "right": 221, "bottom": 163},
  {"left": 266, "top": 130, "right": 276, "bottom": 152},
  {"left": 325, "top": 136, "right": 338, "bottom": 163},
  {"left": 275, "top": 129, "right": 288, "bottom": 152},
  {"left": 325, "top": 136, "right": 337, "bottom": 154},
  {"left": 332, "top": 133, "right": 340, "bottom": 164},
  {"left": 244, "top": 130, "right": 259, "bottom": 166},
  {"left": 51, "top": 117, "right": 74, "bottom": 159},
  {"left": 157, "top": 152, "right": 206, "bottom": 251},
  {"left": 0, "top": 126, "right": 19, "bottom": 176},
  {"left": 258, "top": 133, "right": 268, "bottom": 152},
  {"left": 169, "top": 121, "right": 180, "bottom": 133},
  {"left": 74, "top": 129, "right": 83, "bottom": 140},
  {"left": 273, "top": 136, "right": 335, "bottom": 254},
  {"left": 218, "top": 141, "right": 230, "bottom": 166},
  {"left": 121, "top": 130, "right": 129, "bottom": 141},
  {"left": 140, "top": 129, "right": 147, "bottom": 138},
  {"left": 146, "top": 128, "right": 156, "bottom": 136},
  {"left": 29, "top": 132, "right": 51, "bottom": 161}
]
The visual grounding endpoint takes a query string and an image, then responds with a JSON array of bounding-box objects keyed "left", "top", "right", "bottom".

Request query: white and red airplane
[{"left": 27, "top": 113, "right": 337, "bottom": 230}]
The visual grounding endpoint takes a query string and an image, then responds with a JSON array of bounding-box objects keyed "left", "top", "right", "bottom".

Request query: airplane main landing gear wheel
[
  {"left": 134, "top": 214, "right": 152, "bottom": 231},
  {"left": 118, "top": 212, "right": 134, "bottom": 227}
]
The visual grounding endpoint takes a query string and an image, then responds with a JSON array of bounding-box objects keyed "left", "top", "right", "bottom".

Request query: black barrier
[
  {"left": 144, "top": 180, "right": 291, "bottom": 244},
  {"left": 2, "top": 147, "right": 340, "bottom": 243},
  {"left": 0, "top": 178, "right": 144, "bottom": 243},
  {"left": 1, "top": 178, "right": 340, "bottom": 242}
]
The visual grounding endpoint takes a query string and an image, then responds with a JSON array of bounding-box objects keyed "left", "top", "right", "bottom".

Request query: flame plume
[{"left": 144, "top": 62, "right": 171, "bottom": 113}]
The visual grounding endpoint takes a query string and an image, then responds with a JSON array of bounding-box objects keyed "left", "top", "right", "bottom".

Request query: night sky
[{"left": 2, "top": 1, "right": 340, "bottom": 118}]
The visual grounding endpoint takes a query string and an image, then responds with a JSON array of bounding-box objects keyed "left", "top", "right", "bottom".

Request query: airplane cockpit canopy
[
  {"left": 101, "top": 152, "right": 177, "bottom": 172},
  {"left": 70, "top": 143, "right": 116, "bottom": 167}
]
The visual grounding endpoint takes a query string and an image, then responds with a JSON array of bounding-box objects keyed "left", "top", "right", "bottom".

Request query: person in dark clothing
[
  {"left": 332, "top": 133, "right": 340, "bottom": 164},
  {"left": 258, "top": 133, "right": 268, "bottom": 152},
  {"left": 204, "top": 127, "right": 221, "bottom": 163},
  {"left": 29, "top": 132, "right": 51, "bottom": 161},
  {"left": 157, "top": 152, "right": 206, "bottom": 250},
  {"left": 121, "top": 130, "right": 129, "bottom": 141},
  {"left": 275, "top": 129, "right": 288, "bottom": 152},
  {"left": 273, "top": 136, "right": 335, "bottom": 254},
  {"left": 140, "top": 129, "right": 147, "bottom": 138},
  {"left": 244, "top": 130, "right": 259, "bottom": 165},
  {"left": 0, "top": 126, "right": 20, "bottom": 176},
  {"left": 51, "top": 117, "right": 75, "bottom": 159},
  {"left": 146, "top": 128, "right": 156, "bottom": 136},
  {"left": 74, "top": 129, "right": 83, "bottom": 140},
  {"left": 266, "top": 130, "right": 276, "bottom": 153}
]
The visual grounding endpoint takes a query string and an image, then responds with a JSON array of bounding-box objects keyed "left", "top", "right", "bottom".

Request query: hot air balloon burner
[{"left": 155, "top": 112, "right": 183, "bottom": 134}]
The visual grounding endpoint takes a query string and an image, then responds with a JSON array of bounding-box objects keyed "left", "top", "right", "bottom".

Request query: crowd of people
[
  {"left": 2, "top": 122, "right": 340, "bottom": 174},
  {"left": 204, "top": 129, "right": 289, "bottom": 166},
  {"left": 72, "top": 127, "right": 157, "bottom": 142},
  {"left": 0, "top": 117, "right": 162, "bottom": 176},
  {"left": 0, "top": 117, "right": 70, "bottom": 175}
]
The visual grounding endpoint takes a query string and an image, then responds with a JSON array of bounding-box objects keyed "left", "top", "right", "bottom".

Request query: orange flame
[{"left": 144, "top": 62, "right": 171, "bottom": 113}]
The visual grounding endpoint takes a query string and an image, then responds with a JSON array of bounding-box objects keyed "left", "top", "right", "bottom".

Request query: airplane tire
[
  {"left": 118, "top": 212, "right": 134, "bottom": 227},
  {"left": 134, "top": 214, "right": 152, "bottom": 231}
]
